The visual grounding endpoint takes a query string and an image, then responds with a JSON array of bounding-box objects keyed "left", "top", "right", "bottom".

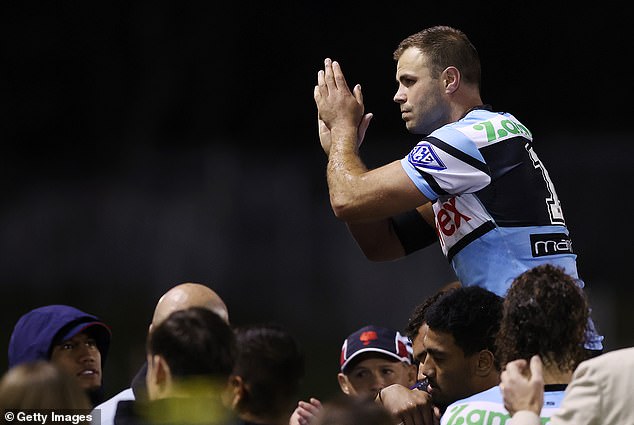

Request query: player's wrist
[{"left": 330, "top": 131, "right": 359, "bottom": 154}]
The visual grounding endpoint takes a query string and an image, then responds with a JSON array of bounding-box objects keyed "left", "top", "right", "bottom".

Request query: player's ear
[
  {"left": 337, "top": 372, "right": 353, "bottom": 395},
  {"left": 147, "top": 354, "right": 171, "bottom": 398},
  {"left": 226, "top": 375, "right": 247, "bottom": 410},
  {"left": 442, "top": 66, "right": 460, "bottom": 94},
  {"left": 475, "top": 349, "right": 495, "bottom": 376}
]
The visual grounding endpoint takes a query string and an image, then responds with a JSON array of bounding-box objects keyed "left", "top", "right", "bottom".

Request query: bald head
[{"left": 151, "top": 283, "right": 229, "bottom": 330}]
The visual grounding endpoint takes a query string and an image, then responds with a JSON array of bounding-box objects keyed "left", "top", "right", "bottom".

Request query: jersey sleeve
[{"left": 400, "top": 126, "right": 491, "bottom": 201}]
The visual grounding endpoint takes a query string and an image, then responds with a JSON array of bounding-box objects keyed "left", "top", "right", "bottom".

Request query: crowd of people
[
  {"left": 2, "top": 23, "right": 631, "bottom": 425},
  {"left": 2, "top": 266, "right": 630, "bottom": 425}
]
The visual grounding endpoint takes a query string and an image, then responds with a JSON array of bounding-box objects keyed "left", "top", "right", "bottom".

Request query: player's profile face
[
  {"left": 395, "top": 48, "right": 449, "bottom": 136},
  {"left": 418, "top": 327, "right": 477, "bottom": 410}
]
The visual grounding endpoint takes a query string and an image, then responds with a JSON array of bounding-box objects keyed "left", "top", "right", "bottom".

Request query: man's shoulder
[
  {"left": 576, "top": 347, "right": 634, "bottom": 375},
  {"left": 451, "top": 385, "right": 501, "bottom": 404},
  {"left": 589, "top": 346, "right": 634, "bottom": 364},
  {"left": 433, "top": 109, "right": 532, "bottom": 148},
  {"left": 94, "top": 387, "right": 136, "bottom": 409},
  {"left": 442, "top": 386, "right": 503, "bottom": 413},
  {"left": 441, "top": 386, "right": 507, "bottom": 425},
  {"left": 92, "top": 387, "right": 136, "bottom": 424}
]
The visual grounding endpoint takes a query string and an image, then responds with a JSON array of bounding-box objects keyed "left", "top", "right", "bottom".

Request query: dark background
[{"left": 1, "top": 2, "right": 632, "bottom": 401}]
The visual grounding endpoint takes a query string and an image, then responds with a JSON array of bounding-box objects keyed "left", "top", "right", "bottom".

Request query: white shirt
[{"left": 91, "top": 387, "right": 135, "bottom": 425}]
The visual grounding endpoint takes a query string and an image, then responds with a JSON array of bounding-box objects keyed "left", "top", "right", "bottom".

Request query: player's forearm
[
  {"left": 325, "top": 128, "right": 371, "bottom": 222},
  {"left": 346, "top": 219, "right": 406, "bottom": 261}
]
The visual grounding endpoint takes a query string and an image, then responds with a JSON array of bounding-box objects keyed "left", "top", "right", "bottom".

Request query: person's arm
[
  {"left": 314, "top": 58, "right": 430, "bottom": 223},
  {"left": 376, "top": 384, "right": 440, "bottom": 425},
  {"left": 347, "top": 203, "right": 437, "bottom": 261},
  {"left": 289, "top": 398, "right": 322, "bottom": 425},
  {"left": 499, "top": 356, "right": 543, "bottom": 425},
  {"left": 316, "top": 79, "right": 436, "bottom": 261}
]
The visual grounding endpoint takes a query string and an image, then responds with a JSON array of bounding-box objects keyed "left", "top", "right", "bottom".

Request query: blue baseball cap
[{"left": 340, "top": 325, "right": 413, "bottom": 373}]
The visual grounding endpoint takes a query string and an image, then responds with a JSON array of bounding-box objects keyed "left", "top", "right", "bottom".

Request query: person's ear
[
  {"left": 148, "top": 354, "right": 171, "bottom": 397},
  {"left": 475, "top": 350, "right": 495, "bottom": 376},
  {"left": 158, "top": 356, "right": 171, "bottom": 384},
  {"left": 337, "top": 372, "right": 352, "bottom": 395},
  {"left": 226, "top": 375, "right": 247, "bottom": 410},
  {"left": 442, "top": 66, "right": 460, "bottom": 94}
]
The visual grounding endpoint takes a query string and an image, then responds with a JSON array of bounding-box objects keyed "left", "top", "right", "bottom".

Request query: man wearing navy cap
[
  {"left": 337, "top": 325, "right": 417, "bottom": 398},
  {"left": 290, "top": 325, "right": 416, "bottom": 425},
  {"left": 8, "top": 304, "right": 111, "bottom": 406}
]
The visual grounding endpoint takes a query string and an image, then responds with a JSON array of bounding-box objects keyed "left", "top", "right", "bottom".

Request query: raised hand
[
  {"left": 289, "top": 397, "right": 322, "bottom": 425},
  {"left": 314, "top": 58, "right": 365, "bottom": 140},
  {"left": 500, "top": 355, "right": 544, "bottom": 416},
  {"left": 317, "top": 112, "right": 373, "bottom": 157},
  {"left": 378, "top": 384, "right": 440, "bottom": 425}
]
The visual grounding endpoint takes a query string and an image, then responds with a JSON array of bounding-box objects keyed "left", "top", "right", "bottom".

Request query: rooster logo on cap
[{"left": 359, "top": 331, "right": 378, "bottom": 346}]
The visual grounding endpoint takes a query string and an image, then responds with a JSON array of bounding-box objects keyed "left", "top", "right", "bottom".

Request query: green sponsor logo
[
  {"left": 472, "top": 118, "right": 531, "bottom": 143},
  {"left": 444, "top": 403, "right": 551, "bottom": 425}
]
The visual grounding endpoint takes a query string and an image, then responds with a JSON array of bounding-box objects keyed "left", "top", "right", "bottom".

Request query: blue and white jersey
[
  {"left": 401, "top": 108, "right": 577, "bottom": 296},
  {"left": 440, "top": 385, "right": 566, "bottom": 425}
]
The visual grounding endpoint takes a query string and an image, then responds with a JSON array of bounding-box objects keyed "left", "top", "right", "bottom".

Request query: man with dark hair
[
  {"left": 379, "top": 286, "right": 503, "bottom": 424},
  {"left": 226, "top": 323, "right": 305, "bottom": 425},
  {"left": 94, "top": 282, "right": 230, "bottom": 425},
  {"left": 113, "top": 307, "right": 236, "bottom": 425},
  {"left": 440, "top": 264, "right": 590, "bottom": 424}
]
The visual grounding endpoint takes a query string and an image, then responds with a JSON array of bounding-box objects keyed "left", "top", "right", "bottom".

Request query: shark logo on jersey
[{"left": 408, "top": 142, "right": 446, "bottom": 170}]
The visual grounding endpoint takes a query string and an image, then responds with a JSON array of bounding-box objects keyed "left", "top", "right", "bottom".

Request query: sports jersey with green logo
[
  {"left": 440, "top": 385, "right": 566, "bottom": 425},
  {"left": 400, "top": 107, "right": 603, "bottom": 350}
]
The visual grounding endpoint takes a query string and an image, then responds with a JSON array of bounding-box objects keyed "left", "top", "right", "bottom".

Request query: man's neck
[
  {"left": 450, "top": 88, "right": 483, "bottom": 122},
  {"left": 543, "top": 366, "right": 573, "bottom": 385}
]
